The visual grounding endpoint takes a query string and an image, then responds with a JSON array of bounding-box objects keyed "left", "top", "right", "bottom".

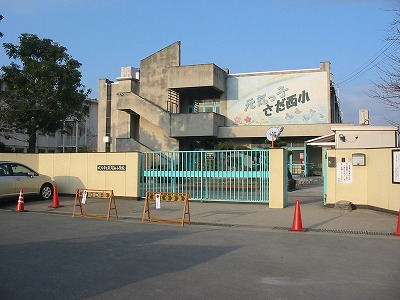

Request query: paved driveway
[{"left": 1, "top": 192, "right": 399, "bottom": 300}]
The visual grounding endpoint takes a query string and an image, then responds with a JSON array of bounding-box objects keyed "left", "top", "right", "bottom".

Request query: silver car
[{"left": 0, "top": 161, "right": 55, "bottom": 200}]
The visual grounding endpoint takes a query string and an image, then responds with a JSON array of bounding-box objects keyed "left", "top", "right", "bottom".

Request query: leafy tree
[
  {"left": 0, "top": 33, "right": 90, "bottom": 152},
  {"left": 215, "top": 140, "right": 234, "bottom": 150},
  {"left": 0, "top": 141, "right": 13, "bottom": 153},
  {"left": 235, "top": 145, "right": 250, "bottom": 150}
]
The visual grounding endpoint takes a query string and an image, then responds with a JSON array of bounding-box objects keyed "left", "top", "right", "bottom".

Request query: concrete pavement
[{"left": 3, "top": 183, "right": 399, "bottom": 236}]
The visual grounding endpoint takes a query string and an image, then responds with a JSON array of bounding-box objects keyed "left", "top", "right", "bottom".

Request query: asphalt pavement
[
  {"left": 1, "top": 183, "right": 399, "bottom": 235},
  {"left": 1, "top": 183, "right": 400, "bottom": 299}
]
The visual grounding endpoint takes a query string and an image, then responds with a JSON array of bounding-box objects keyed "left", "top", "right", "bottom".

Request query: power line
[{"left": 335, "top": 39, "right": 398, "bottom": 87}]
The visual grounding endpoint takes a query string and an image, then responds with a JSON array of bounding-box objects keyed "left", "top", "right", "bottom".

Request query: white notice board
[
  {"left": 392, "top": 150, "right": 400, "bottom": 184},
  {"left": 337, "top": 162, "right": 352, "bottom": 184}
]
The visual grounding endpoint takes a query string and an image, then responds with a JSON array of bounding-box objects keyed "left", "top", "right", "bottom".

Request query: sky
[{"left": 1, "top": 0, "right": 399, "bottom": 126}]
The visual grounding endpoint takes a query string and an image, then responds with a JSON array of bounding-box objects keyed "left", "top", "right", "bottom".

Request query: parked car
[{"left": 0, "top": 161, "right": 55, "bottom": 200}]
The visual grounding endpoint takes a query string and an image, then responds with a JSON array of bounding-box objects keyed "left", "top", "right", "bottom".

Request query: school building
[{"left": 97, "top": 41, "right": 344, "bottom": 176}]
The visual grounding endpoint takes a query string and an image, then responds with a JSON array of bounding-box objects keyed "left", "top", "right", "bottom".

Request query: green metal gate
[{"left": 140, "top": 150, "right": 269, "bottom": 203}]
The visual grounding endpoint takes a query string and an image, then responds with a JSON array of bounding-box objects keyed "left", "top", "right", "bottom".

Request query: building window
[{"left": 190, "top": 99, "right": 220, "bottom": 113}]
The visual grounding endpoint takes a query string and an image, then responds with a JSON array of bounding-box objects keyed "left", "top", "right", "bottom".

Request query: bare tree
[
  {"left": 370, "top": 8, "right": 400, "bottom": 115},
  {"left": 0, "top": 15, "right": 3, "bottom": 38}
]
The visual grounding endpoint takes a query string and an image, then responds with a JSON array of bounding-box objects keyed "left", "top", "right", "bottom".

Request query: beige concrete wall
[
  {"left": 1, "top": 150, "right": 288, "bottom": 206},
  {"left": 170, "top": 113, "right": 225, "bottom": 137},
  {"left": 139, "top": 118, "right": 179, "bottom": 151},
  {"left": 218, "top": 123, "right": 335, "bottom": 139},
  {"left": 140, "top": 41, "right": 180, "bottom": 108},
  {"left": 0, "top": 153, "right": 39, "bottom": 170},
  {"left": 335, "top": 131, "right": 397, "bottom": 149},
  {"left": 97, "top": 78, "right": 108, "bottom": 152},
  {"left": 0, "top": 153, "right": 141, "bottom": 197},
  {"left": 168, "top": 64, "right": 226, "bottom": 92},
  {"left": 326, "top": 148, "right": 400, "bottom": 212},
  {"left": 268, "top": 148, "right": 288, "bottom": 208}
]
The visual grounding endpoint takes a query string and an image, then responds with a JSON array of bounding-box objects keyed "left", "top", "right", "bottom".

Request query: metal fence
[{"left": 140, "top": 150, "right": 269, "bottom": 203}]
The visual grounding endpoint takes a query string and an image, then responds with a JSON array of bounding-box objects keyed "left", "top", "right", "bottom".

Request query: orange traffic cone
[
  {"left": 289, "top": 200, "right": 306, "bottom": 232},
  {"left": 49, "top": 185, "right": 63, "bottom": 208},
  {"left": 391, "top": 209, "right": 400, "bottom": 236},
  {"left": 16, "top": 188, "right": 26, "bottom": 212}
]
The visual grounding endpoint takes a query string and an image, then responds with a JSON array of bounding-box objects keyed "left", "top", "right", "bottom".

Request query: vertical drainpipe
[
  {"left": 75, "top": 120, "right": 78, "bottom": 153},
  {"left": 105, "top": 80, "right": 112, "bottom": 152},
  {"left": 62, "top": 121, "right": 65, "bottom": 153},
  {"left": 84, "top": 119, "right": 88, "bottom": 148}
]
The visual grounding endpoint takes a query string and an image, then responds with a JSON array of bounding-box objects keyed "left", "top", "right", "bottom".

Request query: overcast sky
[{"left": 1, "top": 0, "right": 398, "bottom": 125}]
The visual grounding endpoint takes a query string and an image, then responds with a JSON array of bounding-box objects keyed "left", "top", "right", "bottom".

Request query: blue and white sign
[{"left": 227, "top": 71, "right": 329, "bottom": 126}]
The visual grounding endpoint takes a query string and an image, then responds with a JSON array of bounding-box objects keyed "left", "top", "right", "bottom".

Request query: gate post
[{"left": 269, "top": 148, "right": 288, "bottom": 208}]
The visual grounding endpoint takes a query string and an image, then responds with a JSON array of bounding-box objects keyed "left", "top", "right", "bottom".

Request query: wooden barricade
[
  {"left": 142, "top": 192, "right": 190, "bottom": 227},
  {"left": 72, "top": 189, "right": 118, "bottom": 220}
]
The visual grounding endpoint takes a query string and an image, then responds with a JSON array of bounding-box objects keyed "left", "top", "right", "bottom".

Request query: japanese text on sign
[
  {"left": 97, "top": 165, "right": 126, "bottom": 171},
  {"left": 206, "top": 152, "right": 215, "bottom": 160},
  {"left": 243, "top": 86, "right": 310, "bottom": 117},
  {"left": 337, "top": 162, "right": 352, "bottom": 184},
  {"left": 392, "top": 150, "right": 400, "bottom": 183}
]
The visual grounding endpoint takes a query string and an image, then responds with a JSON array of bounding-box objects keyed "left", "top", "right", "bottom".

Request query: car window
[
  {"left": 0, "top": 164, "right": 10, "bottom": 176},
  {"left": 10, "top": 163, "right": 34, "bottom": 176}
]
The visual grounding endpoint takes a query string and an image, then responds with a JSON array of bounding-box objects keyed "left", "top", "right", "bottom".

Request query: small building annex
[{"left": 97, "top": 41, "right": 343, "bottom": 176}]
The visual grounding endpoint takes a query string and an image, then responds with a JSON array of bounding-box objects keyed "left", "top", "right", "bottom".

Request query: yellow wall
[
  {"left": 1, "top": 151, "right": 288, "bottom": 206},
  {"left": 268, "top": 148, "right": 287, "bottom": 208},
  {"left": 4, "top": 149, "right": 399, "bottom": 211},
  {"left": 0, "top": 153, "right": 140, "bottom": 197},
  {"left": 0, "top": 153, "right": 39, "bottom": 170},
  {"left": 326, "top": 148, "right": 400, "bottom": 211}
]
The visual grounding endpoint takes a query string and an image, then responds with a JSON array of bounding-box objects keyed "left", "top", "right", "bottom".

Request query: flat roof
[
  {"left": 228, "top": 68, "right": 320, "bottom": 77},
  {"left": 331, "top": 125, "right": 398, "bottom": 132},
  {"left": 306, "top": 133, "right": 335, "bottom": 146}
]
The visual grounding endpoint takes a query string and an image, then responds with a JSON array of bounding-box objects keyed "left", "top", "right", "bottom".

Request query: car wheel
[{"left": 40, "top": 183, "right": 53, "bottom": 200}]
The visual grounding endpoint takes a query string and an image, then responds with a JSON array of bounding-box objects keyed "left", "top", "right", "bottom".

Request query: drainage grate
[{"left": 273, "top": 226, "right": 392, "bottom": 236}]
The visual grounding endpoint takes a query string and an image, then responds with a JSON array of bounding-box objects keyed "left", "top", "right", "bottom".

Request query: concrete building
[
  {"left": 58, "top": 98, "right": 98, "bottom": 153},
  {"left": 97, "top": 41, "right": 344, "bottom": 175}
]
